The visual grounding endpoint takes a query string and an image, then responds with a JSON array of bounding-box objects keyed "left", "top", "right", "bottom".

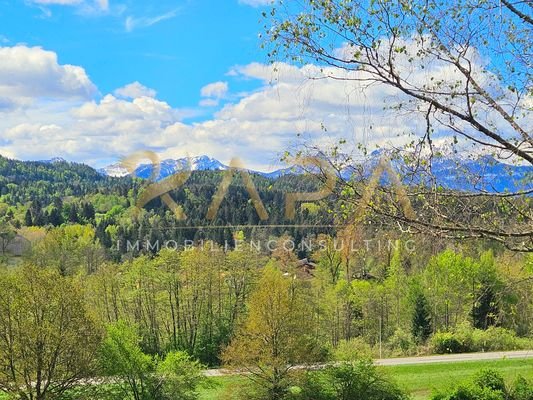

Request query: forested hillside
[
  {"left": 0, "top": 156, "right": 336, "bottom": 258},
  {"left": 0, "top": 155, "right": 531, "bottom": 400}
]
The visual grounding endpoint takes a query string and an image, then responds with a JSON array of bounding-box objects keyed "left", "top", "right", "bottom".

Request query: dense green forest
[
  {"left": 0, "top": 155, "right": 337, "bottom": 260},
  {"left": 0, "top": 155, "right": 532, "bottom": 400}
]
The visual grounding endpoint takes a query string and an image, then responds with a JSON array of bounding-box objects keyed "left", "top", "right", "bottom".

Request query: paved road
[
  {"left": 374, "top": 350, "right": 533, "bottom": 366},
  {"left": 205, "top": 350, "right": 533, "bottom": 377}
]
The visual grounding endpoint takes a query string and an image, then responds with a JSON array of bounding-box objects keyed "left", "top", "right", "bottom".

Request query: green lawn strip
[
  {"left": 199, "top": 375, "right": 247, "bottom": 400},
  {"left": 385, "top": 358, "right": 533, "bottom": 399},
  {"left": 198, "top": 358, "right": 533, "bottom": 400}
]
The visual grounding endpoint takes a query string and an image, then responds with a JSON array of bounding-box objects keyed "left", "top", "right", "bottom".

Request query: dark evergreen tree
[
  {"left": 48, "top": 207, "right": 63, "bottom": 227},
  {"left": 81, "top": 202, "right": 96, "bottom": 223},
  {"left": 412, "top": 291, "right": 432, "bottom": 344},
  {"left": 24, "top": 209, "right": 33, "bottom": 227},
  {"left": 31, "top": 203, "right": 46, "bottom": 226},
  {"left": 68, "top": 204, "right": 79, "bottom": 223},
  {"left": 473, "top": 283, "right": 499, "bottom": 330},
  {"left": 52, "top": 197, "right": 63, "bottom": 210}
]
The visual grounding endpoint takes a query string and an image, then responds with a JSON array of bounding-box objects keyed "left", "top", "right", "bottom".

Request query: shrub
[
  {"left": 156, "top": 351, "right": 208, "bottom": 400},
  {"left": 431, "top": 383, "right": 506, "bottom": 400},
  {"left": 99, "top": 321, "right": 207, "bottom": 400},
  {"left": 431, "top": 369, "right": 533, "bottom": 400},
  {"left": 471, "top": 327, "right": 529, "bottom": 352},
  {"left": 431, "top": 325, "right": 533, "bottom": 354},
  {"left": 388, "top": 328, "right": 416, "bottom": 356},
  {"left": 473, "top": 369, "right": 507, "bottom": 393},
  {"left": 511, "top": 376, "right": 533, "bottom": 400},
  {"left": 294, "top": 360, "right": 409, "bottom": 400},
  {"left": 333, "top": 337, "right": 373, "bottom": 361},
  {"left": 430, "top": 332, "right": 468, "bottom": 354},
  {"left": 453, "top": 322, "right": 475, "bottom": 351}
]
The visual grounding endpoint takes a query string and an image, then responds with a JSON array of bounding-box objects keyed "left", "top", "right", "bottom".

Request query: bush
[
  {"left": 99, "top": 321, "right": 207, "bottom": 400},
  {"left": 332, "top": 337, "right": 373, "bottom": 361},
  {"left": 293, "top": 360, "right": 409, "bottom": 400},
  {"left": 156, "top": 351, "right": 208, "bottom": 400},
  {"left": 431, "top": 324, "right": 532, "bottom": 354},
  {"left": 431, "top": 383, "right": 506, "bottom": 400},
  {"left": 471, "top": 327, "right": 531, "bottom": 352},
  {"left": 430, "top": 332, "right": 468, "bottom": 354},
  {"left": 388, "top": 328, "right": 416, "bottom": 356},
  {"left": 431, "top": 369, "right": 533, "bottom": 400},
  {"left": 511, "top": 376, "right": 533, "bottom": 400},
  {"left": 453, "top": 322, "right": 475, "bottom": 351},
  {"left": 473, "top": 369, "right": 507, "bottom": 393}
]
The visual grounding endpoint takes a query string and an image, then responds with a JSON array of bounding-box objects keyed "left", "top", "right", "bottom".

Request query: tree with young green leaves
[
  {"left": 99, "top": 321, "right": 154, "bottom": 400},
  {"left": 30, "top": 224, "right": 105, "bottom": 275},
  {"left": 223, "top": 264, "right": 320, "bottom": 400},
  {"left": 423, "top": 250, "right": 476, "bottom": 331},
  {"left": 154, "top": 351, "right": 207, "bottom": 400},
  {"left": 0, "top": 220, "right": 16, "bottom": 255},
  {"left": 472, "top": 251, "right": 502, "bottom": 330},
  {"left": 385, "top": 241, "right": 409, "bottom": 331},
  {"left": 99, "top": 321, "right": 207, "bottom": 400},
  {"left": 0, "top": 265, "right": 102, "bottom": 400}
]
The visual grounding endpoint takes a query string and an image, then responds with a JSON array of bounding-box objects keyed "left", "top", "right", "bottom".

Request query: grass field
[
  {"left": 198, "top": 358, "right": 533, "bottom": 400},
  {"left": 0, "top": 358, "right": 530, "bottom": 399}
]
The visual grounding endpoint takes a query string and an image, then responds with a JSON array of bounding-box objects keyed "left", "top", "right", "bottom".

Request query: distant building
[{"left": 295, "top": 258, "right": 318, "bottom": 279}]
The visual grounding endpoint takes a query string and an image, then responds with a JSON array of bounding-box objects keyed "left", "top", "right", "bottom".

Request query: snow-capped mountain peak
[
  {"left": 190, "top": 155, "right": 227, "bottom": 171},
  {"left": 96, "top": 153, "right": 532, "bottom": 193},
  {"left": 99, "top": 155, "right": 229, "bottom": 180},
  {"left": 97, "top": 163, "right": 130, "bottom": 178},
  {"left": 39, "top": 157, "right": 66, "bottom": 164}
]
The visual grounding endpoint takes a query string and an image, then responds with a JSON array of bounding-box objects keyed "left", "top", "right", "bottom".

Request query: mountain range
[
  {"left": 98, "top": 155, "right": 297, "bottom": 180},
  {"left": 96, "top": 153, "right": 532, "bottom": 193}
]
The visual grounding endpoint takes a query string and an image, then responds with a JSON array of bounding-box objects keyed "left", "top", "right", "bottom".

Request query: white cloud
[
  {"left": 201, "top": 81, "right": 229, "bottom": 98},
  {"left": 28, "top": 0, "right": 108, "bottom": 11},
  {"left": 125, "top": 9, "right": 179, "bottom": 32},
  {"left": 0, "top": 45, "right": 97, "bottom": 109},
  {"left": 200, "top": 81, "right": 229, "bottom": 107},
  {"left": 0, "top": 46, "right": 423, "bottom": 171},
  {"left": 114, "top": 82, "right": 157, "bottom": 99},
  {"left": 199, "top": 98, "right": 220, "bottom": 107},
  {"left": 238, "top": 0, "right": 272, "bottom": 7},
  {"left": 2, "top": 43, "right": 524, "bottom": 172}
]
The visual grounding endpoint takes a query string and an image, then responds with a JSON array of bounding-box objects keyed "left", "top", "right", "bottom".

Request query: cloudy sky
[{"left": 0, "top": 0, "right": 432, "bottom": 171}]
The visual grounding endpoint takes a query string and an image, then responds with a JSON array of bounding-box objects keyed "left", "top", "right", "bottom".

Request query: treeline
[
  {"left": 10, "top": 226, "right": 533, "bottom": 363},
  {"left": 0, "top": 232, "right": 532, "bottom": 399},
  {"left": 7, "top": 225, "right": 533, "bottom": 354},
  {"left": 0, "top": 156, "right": 337, "bottom": 258},
  {"left": 0, "top": 156, "right": 137, "bottom": 205}
]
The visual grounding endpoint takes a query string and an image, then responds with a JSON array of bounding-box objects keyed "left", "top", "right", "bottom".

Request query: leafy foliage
[
  {"left": 294, "top": 360, "right": 409, "bottom": 400},
  {"left": 431, "top": 369, "right": 533, "bottom": 400},
  {"left": 0, "top": 265, "right": 102, "bottom": 400}
]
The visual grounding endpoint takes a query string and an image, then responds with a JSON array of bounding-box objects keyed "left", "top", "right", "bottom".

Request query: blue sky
[
  {"left": 0, "top": 0, "right": 267, "bottom": 111},
  {"left": 1, "top": 0, "right": 513, "bottom": 171}
]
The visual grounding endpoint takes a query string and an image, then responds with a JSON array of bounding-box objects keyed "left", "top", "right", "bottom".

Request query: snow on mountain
[
  {"left": 97, "top": 163, "right": 130, "bottom": 178},
  {"left": 39, "top": 157, "right": 66, "bottom": 164},
  {"left": 97, "top": 153, "right": 532, "bottom": 193},
  {"left": 97, "top": 156, "right": 228, "bottom": 180},
  {"left": 191, "top": 155, "right": 227, "bottom": 171}
]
